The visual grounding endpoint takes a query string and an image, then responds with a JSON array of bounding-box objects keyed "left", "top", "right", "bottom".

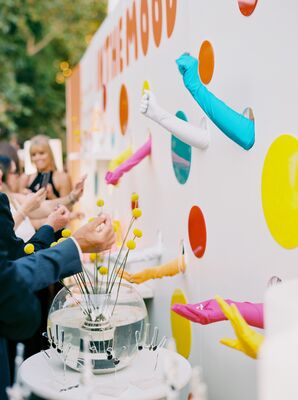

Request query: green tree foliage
[{"left": 0, "top": 0, "right": 107, "bottom": 144}]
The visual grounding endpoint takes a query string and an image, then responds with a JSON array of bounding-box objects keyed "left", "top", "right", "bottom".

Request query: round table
[{"left": 20, "top": 348, "right": 191, "bottom": 400}]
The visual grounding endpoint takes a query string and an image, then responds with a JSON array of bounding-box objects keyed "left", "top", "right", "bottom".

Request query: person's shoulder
[
  {"left": 0, "top": 193, "right": 10, "bottom": 213},
  {"left": 0, "top": 192, "right": 9, "bottom": 203},
  {"left": 54, "top": 170, "right": 71, "bottom": 184},
  {"left": 20, "top": 173, "right": 35, "bottom": 188}
]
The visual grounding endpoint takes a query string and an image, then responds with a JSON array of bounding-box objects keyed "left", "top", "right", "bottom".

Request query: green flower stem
[
  {"left": 106, "top": 249, "right": 111, "bottom": 293},
  {"left": 107, "top": 216, "right": 135, "bottom": 292},
  {"left": 59, "top": 280, "right": 88, "bottom": 316},
  {"left": 109, "top": 248, "right": 130, "bottom": 295},
  {"left": 111, "top": 251, "right": 130, "bottom": 316}
]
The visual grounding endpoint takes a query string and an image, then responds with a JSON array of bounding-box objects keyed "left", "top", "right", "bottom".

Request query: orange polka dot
[
  {"left": 238, "top": 0, "right": 258, "bottom": 16},
  {"left": 102, "top": 85, "right": 107, "bottom": 111},
  {"left": 198, "top": 40, "right": 214, "bottom": 85},
  {"left": 119, "top": 84, "right": 129, "bottom": 135},
  {"left": 188, "top": 205, "right": 207, "bottom": 258}
]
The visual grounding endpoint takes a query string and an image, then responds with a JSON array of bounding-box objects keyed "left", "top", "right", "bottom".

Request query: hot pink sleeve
[{"left": 105, "top": 137, "right": 152, "bottom": 185}]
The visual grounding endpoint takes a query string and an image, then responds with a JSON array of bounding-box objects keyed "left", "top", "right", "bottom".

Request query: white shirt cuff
[{"left": 69, "top": 237, "right": 83, "bottom": 262}]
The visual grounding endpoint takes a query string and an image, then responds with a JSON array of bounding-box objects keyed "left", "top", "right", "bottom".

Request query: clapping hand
[
  {"left": 20, "top": 188, "right": 47, "bottom": 215},
  {"left": 46, "top": 205, "right": 70, "bottom": 232},
  {"left": 71, "top": 174, "right": 87, "bottom": 201}
]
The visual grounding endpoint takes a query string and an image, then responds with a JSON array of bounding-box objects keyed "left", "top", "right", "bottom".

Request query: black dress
[{"left": 28, "top": 171, "right": 60, "bottom": 198}]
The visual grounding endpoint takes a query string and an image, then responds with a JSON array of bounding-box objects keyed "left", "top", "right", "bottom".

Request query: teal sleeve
[{"left": 176, "top": 54, "right": 255, "bottom": 150}]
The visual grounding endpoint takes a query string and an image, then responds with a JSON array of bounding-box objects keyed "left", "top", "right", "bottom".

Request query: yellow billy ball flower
[
  {"left": 50, "top": 242, "right": 58, "bottom": 247},
  {"left": 24, "top": 243, "right": 35, "bottom": 255},
  {"left": 99, "top": 266, "right": 108, "bottom": 275},
  {"left": 112, "top": 221, "right": 118, "bottom": 232},
  {"left": 131, "top": 193, "right": 139, "bottom": 202},
  {"left": 88, "top": 217, "right": 95, "bottom": 223},
  {"left": 89, "top": 253, "right": 97, "bottom": 263},
  {"left": 132, "top": 208, "right": 142, "bottom": 219},
  {"left": 96, "top": 199, "right": 105, "bottom": 207},
  {"left": 57, "top": 238, "right": 67, "bottom": 244},
  {"left": 133, "top": 228, "right": 143, "bottom": 238},
  {"left": 126, "top": 240, "right": 136, "bottom": 250},
  {"left": 61, "top": 229, "right": 71, "bottom": 238}
]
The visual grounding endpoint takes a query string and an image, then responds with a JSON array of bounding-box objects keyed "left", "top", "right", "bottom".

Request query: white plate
[{"left": 20, "top": 348, "right": 191, "bottom": 400}]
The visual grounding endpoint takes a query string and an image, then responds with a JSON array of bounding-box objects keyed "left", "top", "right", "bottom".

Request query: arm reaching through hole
[
  {"left": 140, "top": 90, "right": 209, "bottom": 150},
  {"left": 172, "top": 298, "right": 264, "bottom": 328},
  {"left": 176, "top": 53, "right": 255, "bottom": 150}
]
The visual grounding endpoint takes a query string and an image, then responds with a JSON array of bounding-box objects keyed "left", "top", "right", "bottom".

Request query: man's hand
[
  {"left": 45, "top": 205, "right": 70, "bottom": 232},
  {"left": 73, "top": 214, "right": 115, "bottom": 253}
]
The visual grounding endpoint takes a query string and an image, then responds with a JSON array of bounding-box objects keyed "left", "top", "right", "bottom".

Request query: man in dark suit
[
  {"left": 0, "top": 207, "right": 115, "bottom": 400},
  {"left": 0, "top": 255, "right": 41, "bottom": 398},
  {"left": 0, "top": 191, "right": 74, "bottom": 368}
]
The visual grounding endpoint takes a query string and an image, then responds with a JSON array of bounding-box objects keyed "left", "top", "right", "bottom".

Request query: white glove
[{"left": 140, "top": 90, "right": 210, "bottom": 150}]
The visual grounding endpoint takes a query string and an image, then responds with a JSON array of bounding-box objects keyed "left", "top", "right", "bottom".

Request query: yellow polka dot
[
  {"left": 171, "top": 289, "right": 192, "bottom": 358},
  {"left": 262, "top": 134, "right": 298, "bottom": 248},
  {"left": 142, "top": 80, "right": 150, "bottom": 95}
]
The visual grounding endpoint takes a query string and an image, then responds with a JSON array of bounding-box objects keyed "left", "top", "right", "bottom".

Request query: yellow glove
[
  {"left": 108, "top": 147, "right": 133, "bottom": 171},
  {"left": 119, "top": 270, "right": 132, "bottom": 281},
  {"left": 122, "top": 256, "right": 186, "bottom": 284},
  {"left": 215, "top": 295, "right": 265, "bottom": 359}
]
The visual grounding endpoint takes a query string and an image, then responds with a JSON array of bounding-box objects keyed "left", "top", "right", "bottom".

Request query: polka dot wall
[{"left": 71, "top": 1, "right": 298, "bottom": 399}]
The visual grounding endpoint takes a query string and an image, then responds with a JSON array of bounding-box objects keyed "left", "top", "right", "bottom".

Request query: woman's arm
[
  {"left": 13, "top": 208, "right": 28, "bottom": 229},
  {"left": 14, "top": 175, "right": 86, "bottom": 219}
]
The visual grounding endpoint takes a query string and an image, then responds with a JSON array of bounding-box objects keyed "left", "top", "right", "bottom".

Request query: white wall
[{"left": 73, "top": 1, "right": 298, "bottom": 399}]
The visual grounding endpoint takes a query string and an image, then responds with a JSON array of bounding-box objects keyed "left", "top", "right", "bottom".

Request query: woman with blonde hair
[
  {"left": 20, "top": 135, "right": 72, "bottom": 199},
  {"left": 0, "top": 155, "right": 85, "bottom": 239}
]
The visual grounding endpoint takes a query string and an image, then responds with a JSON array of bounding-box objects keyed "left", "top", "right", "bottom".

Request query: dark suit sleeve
[
  {"left": 26, "top": 224, "right": 56, "bottom": 252},
  {"left": 0, "top": 258, "right": 41, "bottom": 341},
  {"left": 0, "top": 193, "right": 56, "bottom": 260},
  {"left": 13, "top": 238, "right": 82, "bottom": 292}
]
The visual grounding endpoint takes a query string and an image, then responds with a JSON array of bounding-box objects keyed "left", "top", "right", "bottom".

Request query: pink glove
[
  {"left": 105, "top": 137, "right": 152, "bottom": 185},
  {"left": 172, "top": 299, "right": 264, "bottom": 329}
]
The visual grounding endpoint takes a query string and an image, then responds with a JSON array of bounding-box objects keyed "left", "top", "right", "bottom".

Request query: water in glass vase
[{"left": 48, "top": 303, "right": 147, "bottom": 373}]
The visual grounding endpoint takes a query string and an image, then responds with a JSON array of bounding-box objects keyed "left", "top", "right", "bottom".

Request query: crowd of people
[{"left": 0, "top": 134, "right": 116, "bottom": 399}]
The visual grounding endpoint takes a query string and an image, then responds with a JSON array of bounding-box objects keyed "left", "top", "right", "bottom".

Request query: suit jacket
[
  {"left": 0, "top": 255, "right": 41, "bottom": 400},
  {"left": 0, "top": 193, "right": 56, "bottom": 260},
  {"left": 0, "top": 238, "right": 82, "bottom": 399}
]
